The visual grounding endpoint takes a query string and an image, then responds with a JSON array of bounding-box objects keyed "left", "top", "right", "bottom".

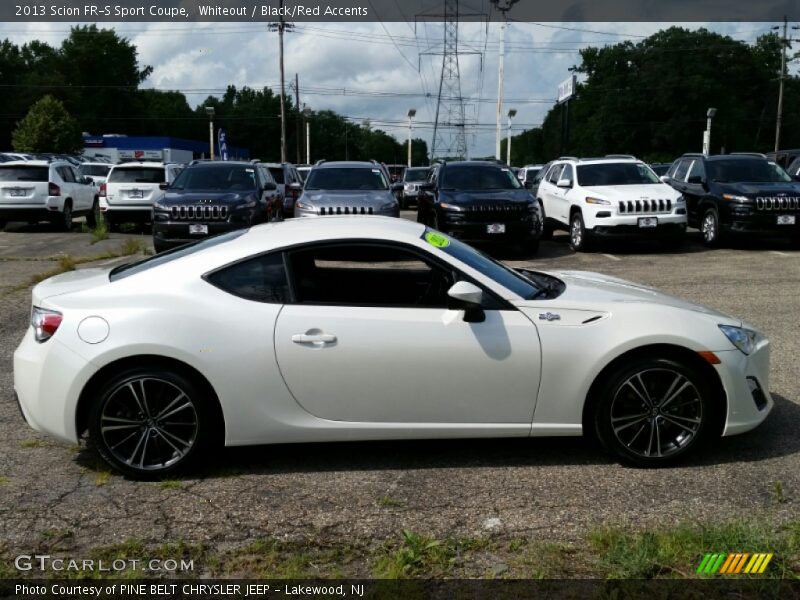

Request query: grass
[
  {"left": 378, "top": 495, "right": 404, "bottom": 508},
  {"left": 773, "top": 481, "right": 787, "bottom": 505},
  {"left": 372, "top": 530, "right": 488, "bottom": 578},
  {"left": 0, "top": 476, "right": 8, "bottom": 486},
  {"left": 588, "top": 519, "right": 800, "bottom": 578},
  {"left": 19, "top": 438, "right": 47, "bottom": 449},
  {"left": 94, "top": 471, "right": 112, "bottom": 487},
  {"left": 158, "top": 480, "right": 183, "bottom": 491}
]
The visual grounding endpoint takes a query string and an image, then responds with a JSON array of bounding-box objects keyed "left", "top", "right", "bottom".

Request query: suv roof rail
[
  {"left": 314, "top": 159, "right": 326, "bottom": 166},
  {"left": 681, "top": 152, "right": 706, "bottom": 158},
  {"left": 604, "top": 154, "right": 637, "bottom": 159},
  {"left": 557, "top": 156, "right": 579, "bottom": 161},
  {"left": 729, "top": 152, "right": 767, "bottom": 158}
]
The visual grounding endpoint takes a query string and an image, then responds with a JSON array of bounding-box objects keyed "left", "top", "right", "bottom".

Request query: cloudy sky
[{"left": 0, "top": 19, "right": 781, "bottom": 158}]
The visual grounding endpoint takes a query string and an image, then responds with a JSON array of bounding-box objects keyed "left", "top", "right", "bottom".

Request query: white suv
[
  {"left": 0, "top": 160, "right": 96, "bottom": 230},
  {"left": 100, "top": 161, "right": 182, "bottom": 229},
  {"left": 536, "top": 156, "right": 687, "bottom": 251}
]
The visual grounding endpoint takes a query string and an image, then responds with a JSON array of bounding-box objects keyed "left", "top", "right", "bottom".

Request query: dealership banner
[
  {"left": 3, "top": 579, "right": 800, "bottom": 600},
  {"left": 2, "top": 0, "right": 800, "bottom": 22}
]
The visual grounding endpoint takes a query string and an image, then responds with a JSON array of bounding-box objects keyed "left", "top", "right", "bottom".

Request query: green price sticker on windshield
[{"left": 425, "top": 231, "right": 450, "bottom": 248}]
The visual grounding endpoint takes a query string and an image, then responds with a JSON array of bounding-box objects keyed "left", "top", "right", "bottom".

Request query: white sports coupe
[{"left": 14, "top": 217, "right": 772, "bottom": 478}]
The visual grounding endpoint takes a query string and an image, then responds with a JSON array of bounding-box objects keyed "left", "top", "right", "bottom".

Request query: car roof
[
  {"left": 316, "top": 161, "right": 382, "bottom": 169},
  {"left": 0, "top": 160, "right": 53, "bottom": 167},
  {"left": 112, "top": 161, "right": 166, "bottom": 168}
]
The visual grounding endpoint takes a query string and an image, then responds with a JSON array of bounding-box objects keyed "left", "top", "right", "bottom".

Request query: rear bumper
[
  {"left": 101, "top": 204, "right": 153, "bottom": 223},
  {"left": 0, "top": 196, "right": 65, "bottom": 220}
]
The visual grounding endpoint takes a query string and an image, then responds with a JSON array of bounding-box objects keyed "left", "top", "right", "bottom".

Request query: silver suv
[{"left": 295, "top": 161, "right": 401, "bottom": 217}]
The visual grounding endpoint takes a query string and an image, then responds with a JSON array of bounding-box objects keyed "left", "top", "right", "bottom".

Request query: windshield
[
  {"left": 109, "top": 229, "right": 248, "bottom": 281},
  {"left": 305, "top": 167, "right": 389, "bottom": 191},
  {"left": 108, "top": 167, "right": 165, "bottom": 184},
  {"left": 439, "top": 165, "right": 522, "bottom": 190},
  {"left": 170, "top": 165, "right": 257, "bottom": 191},
  {"left": 707, "top": 159, "right": 793, "bottom": 183},
  {"left": 268, "top": 167, "right": 285, "bottom": 184},
  {"left": 80, "top": 165, "right": 112, "bottom": 177},
  {"left": 404, "top": 168, "right": 429, "bottom": 182},
  {"left": 0, "top": 166, "right": 48, "bottom": 181},
  {"left": 422, "top": 229, "right": 540, "bottom": 299},
  {"left": 577, "top": 163, "right": 660, "bottom": 186}
]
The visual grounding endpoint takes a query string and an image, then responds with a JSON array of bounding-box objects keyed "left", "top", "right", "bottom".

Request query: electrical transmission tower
[{"left": 423, "top": 0, "right": 470, "bottom": 160}]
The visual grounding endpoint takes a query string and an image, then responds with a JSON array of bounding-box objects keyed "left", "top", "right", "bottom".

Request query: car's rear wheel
[
  {"left": 55, "top": 200, "right": 73, "bottom": 231},
  {"left": 538, "top": 201, "right": 554, "bottom": 241},
  {"left": 701, "top": 207, "right": 723, "bottom": 247},
  {"left": 594, "top": 357, "right": 716, "bottom": 467},
  {"left": 569, "top": 211, "right": 592, "bottom": 251},
  {"left": 88, "top": 367, "right": 214, "bottom": 479}
]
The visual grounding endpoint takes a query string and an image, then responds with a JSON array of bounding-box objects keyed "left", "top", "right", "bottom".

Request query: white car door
[
  {"left": 540, "top": 163, "right": 564, "bottom": 223},
  {"left": 60, "top": 166, "right": 91, "bottom": 211},
  {"left": 71, "top": 166, "right": 94, "bottom": 210},
  {"left": 273, "top": 242, "right": 541, "bottom": 424}
]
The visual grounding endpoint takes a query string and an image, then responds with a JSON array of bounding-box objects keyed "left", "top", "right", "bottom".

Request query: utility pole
[
  {"left": 268, "top": 0, "right": 293, "bottom": 163},
  {"left": 407, "top": 109, "right": 416, "bottom": 167},
  {"left": 294, "top": 73, "right": 301, "bottom": 164},
  {"left": 773, "top": 16, "right": 799, "bottom": 152},
  {"left": 491, "top": 0, "right": 518, "bottom": 160}
]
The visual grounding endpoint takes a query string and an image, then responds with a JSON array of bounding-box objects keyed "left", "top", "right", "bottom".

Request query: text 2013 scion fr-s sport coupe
[{"left": 14, "top": 217, "right": 772, "bottom": 478}]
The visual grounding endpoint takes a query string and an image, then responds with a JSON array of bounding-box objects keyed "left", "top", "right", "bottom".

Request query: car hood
[
  {"left": 517, "top": 270, "right": 739, "bottom": 323},
  {"left": 300, "top": 190, "right": 394, "bottom": 206},
  {"left": 438, "top": 190, "right": 531, "bottom": 204},
  {"left": 714, "top": 181, "right": 800, "bottom": 197},
  {"left": 580, "top": 183, "right": 681, "bottom": 200},
  {"left": 161, "top": 191, "right": 254, "bottom": 206}
]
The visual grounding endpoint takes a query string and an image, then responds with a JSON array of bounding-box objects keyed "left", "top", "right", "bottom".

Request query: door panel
[{"left": 274, "top": 305, "right": 541, "bottom": 424}]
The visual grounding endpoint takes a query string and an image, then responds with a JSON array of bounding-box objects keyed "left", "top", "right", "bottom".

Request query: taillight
[
  {"left": 48, "top": 182, "right": 61, "bottom": 196},
  {"left": 99, "top": 183, "right": 106, "bottom": 197},
  {"left": 31, "top": 307, "right": 63, "bottom": 343}
]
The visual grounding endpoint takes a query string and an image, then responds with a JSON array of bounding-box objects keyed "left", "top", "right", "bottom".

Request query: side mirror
[
  {"left": 158, "top": 182, "right": 170, "bottom": 190},
  {"left": 263, "top": 181, "right": 277, "bottom": 191},
  {"left": 686, "top": 175, "right": 704, "bottom": 185},
  {"left": 659, "top": 175, "right": 670, "bottom": 183},
  {"left": 447, "top": 281, "right": 485, "bottom": 323},
  {"left": 390, "top": 182, "right": 404, "bottom": 192},
  {"left": 556, "top": 178, "right": 572, "bottom": 188}
]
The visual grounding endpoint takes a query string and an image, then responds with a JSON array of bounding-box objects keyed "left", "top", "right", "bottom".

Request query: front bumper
[
  {"left": 721, "top": 210, "right": 800, "bottom": 237},
  {"left": 715, "top": 340, "right": 773, "bottom": 436},
  {"left": 439, "top": 212, "right": 541, "bottom": 243}
]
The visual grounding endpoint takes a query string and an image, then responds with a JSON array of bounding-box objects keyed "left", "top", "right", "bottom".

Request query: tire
[
  {"left": 56, "top": 200, "right": 73, "bottom": 231},
  {"left": 88, "top": 366, "right": 216, "bottom": 479},
  {"left": 701, "top": 207, "right": 723, "bottom": 247},
  {"left": 593, "top": 356, "right": 717, "bottom": 467},
  {"left": 107, "top": 217, "right": 121, "bottom": 233},
  {"left": 538, "top": 201, "right": 554, "bottom": 241},
  {"left": 85, "top": 198, "right": 100, "bottom": 228},
  {"left": 569, "top": 210, "right": 592, "bottom": 252}
]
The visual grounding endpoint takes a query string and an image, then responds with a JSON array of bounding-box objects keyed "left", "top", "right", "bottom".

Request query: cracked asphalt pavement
[{"left": 0, "top": 218, "right": 798, "bottom": 566}]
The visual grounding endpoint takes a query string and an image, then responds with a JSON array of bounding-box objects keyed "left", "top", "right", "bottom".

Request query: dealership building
[{"left": 82, "top": 134, "right": 250, "bottom": 163}]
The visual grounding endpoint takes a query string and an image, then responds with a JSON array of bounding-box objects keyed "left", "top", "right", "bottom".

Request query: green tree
[{"left": 12, "top": 95, "right": 82, "bottom": 152}]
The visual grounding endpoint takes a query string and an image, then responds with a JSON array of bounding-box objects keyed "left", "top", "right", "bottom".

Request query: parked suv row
[{"left": 100, "top": 161, "right": 183, "bottom": 230}]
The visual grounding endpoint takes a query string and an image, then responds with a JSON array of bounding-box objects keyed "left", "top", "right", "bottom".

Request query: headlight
[
  {"left": 439, "top": 202, "right": 465, "bottom": 211},
  {"left": 675, "top": 195, "right": 686, "bottom": 204},
  {"left": 722, "top": 194, "right": 749, "bottom": 203},
  {"left": 526, "top": 201, "right": 539, "bottom": 213},
  {"left": 295, "top": 200, "right": 315, "bottom": 210},
  {"left": 378, "top": 201, "right": 397, "bottom": 211},
  {"left": 585, "top": 197, "right": 611, "bottom": 205},
  {"left": 152, "top": 200, "right": 169, "bottom": 210},
  {"left": 719, "top": 325, "right": 761, "bottom": 355}
]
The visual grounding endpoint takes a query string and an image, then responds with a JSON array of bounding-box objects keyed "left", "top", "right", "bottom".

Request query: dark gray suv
[{"left": 294, "top": 161, "right": 401, "bottom": 218}]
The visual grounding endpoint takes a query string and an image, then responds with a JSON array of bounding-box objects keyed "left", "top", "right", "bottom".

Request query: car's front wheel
[
  {"left": 88, "top": 367, "right": 215, "bottom": 479},
  {"left": 701, "top": 207, "right": 723, "bottom": 247},
  {"left": 569, "top": 211, "right": 592, "bottom": 251},
  {"left": 85, "top": 198, "right": 100, "bottom": 228},
  {"left": 594, "top": 357, "right": 717, "bottom": 467}
]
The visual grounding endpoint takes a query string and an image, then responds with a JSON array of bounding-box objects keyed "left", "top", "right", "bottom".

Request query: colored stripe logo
[{"left": 697, "top": 553, "right": 773, "bottom": 574}]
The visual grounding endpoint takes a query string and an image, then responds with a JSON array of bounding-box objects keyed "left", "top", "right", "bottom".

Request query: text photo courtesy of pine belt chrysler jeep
[{"left": 536, "top": 156, "right": 687, "bottom": 251}]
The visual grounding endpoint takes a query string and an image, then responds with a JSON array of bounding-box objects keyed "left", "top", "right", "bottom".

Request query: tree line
[
  {"left": 1, "top": 25, "right": 428, "bottom": 165},
  {"left": 503, "top": 27, "right": 800, "bottom": 165}
]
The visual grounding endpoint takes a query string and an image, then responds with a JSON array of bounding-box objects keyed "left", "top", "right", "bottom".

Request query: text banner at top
[{"left": 2, "top": 0, "right": 800, "bottom": 22}]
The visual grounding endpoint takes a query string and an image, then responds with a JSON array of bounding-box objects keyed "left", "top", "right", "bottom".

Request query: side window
[
  {"left": 560, "top": 164, "right": 574, "bottom": 183},
  {"left": 287, "top": 244, "right": 455, "bottom": 308},
  {"left": 673, "top": 160, "right": 690, "bottom": 181},
  {"left": 205, "top": 252, "right": 290, "bottom": 303},
  {"left": 687, "top": 160, "right": 705, "bottom": 181},
  {"left": 546, "top": 164, "right": 563, "bottom": 184}
]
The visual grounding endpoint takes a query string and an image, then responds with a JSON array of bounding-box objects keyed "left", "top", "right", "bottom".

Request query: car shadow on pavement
[{"left": 71, "top": 394, "right": 798, "bottom": 477}]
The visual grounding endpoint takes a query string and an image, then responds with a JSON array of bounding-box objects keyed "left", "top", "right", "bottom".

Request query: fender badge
[{"left": 538, "top": 312, "right": 561, "bottom": 322}]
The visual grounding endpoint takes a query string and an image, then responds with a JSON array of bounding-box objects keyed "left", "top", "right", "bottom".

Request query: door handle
[{"left": 292, "top": 333, "right": 337, "bottom": 344}]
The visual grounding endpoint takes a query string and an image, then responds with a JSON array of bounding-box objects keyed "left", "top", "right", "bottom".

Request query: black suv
[
  {"left": 152, "top": 161, "right": 278, "bottom": 253},
  {"left": 416, "top": 160, "right": 542, "bottom": 252},
  {"left": 664, "top": 153, "right": 800, "bottom": 246}
]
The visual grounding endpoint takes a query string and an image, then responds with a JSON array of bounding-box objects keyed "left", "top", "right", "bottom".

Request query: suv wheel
[
  {"left": 569, "top": 211, "right": 592, "bottom": 251},
  {"left": 538, "top": 201, "right": 553, "bottom": 240},
  {"left": 701, "top": 207, "right": 723, "bottom": 247},
  {"left": 85, "top": 198, "right": 100, "bottom": 228},
  {"left": 56, "top": 200, "right": 73, "bottom": 231}
]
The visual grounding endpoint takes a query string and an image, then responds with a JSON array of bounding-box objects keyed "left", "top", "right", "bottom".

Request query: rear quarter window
[{"left": 204, "top": 252, "right": 290, "bottom": 303}]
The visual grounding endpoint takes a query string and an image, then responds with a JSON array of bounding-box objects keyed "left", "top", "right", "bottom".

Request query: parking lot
[{"left": 0, "top": 215, "right": 798, "bottom": 577}]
